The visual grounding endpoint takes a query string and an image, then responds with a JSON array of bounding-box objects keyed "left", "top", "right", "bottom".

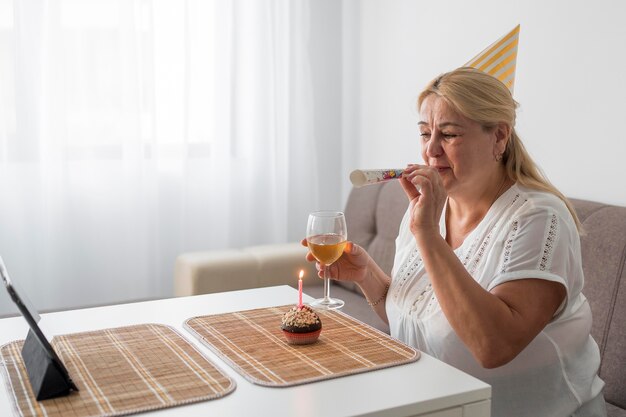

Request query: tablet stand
[{"left": 21, "top": 329, "right": 77, "bottom": 401}]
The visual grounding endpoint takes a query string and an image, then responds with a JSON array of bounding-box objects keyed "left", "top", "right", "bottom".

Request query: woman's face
[{"left": 418, "top": 94, "right": 504, "bottom": 198}]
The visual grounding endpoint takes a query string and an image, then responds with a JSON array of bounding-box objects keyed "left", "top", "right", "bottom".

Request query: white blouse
[{"left": 386, "top": 184, "right": 605, "bottom": 417}]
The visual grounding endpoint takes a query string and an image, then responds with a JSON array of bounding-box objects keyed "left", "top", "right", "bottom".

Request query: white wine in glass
[{"left": 306, "top": 211, "right": 347, "bottom": 310}]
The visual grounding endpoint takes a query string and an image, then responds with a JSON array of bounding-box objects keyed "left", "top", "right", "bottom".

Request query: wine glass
[{"left": 306, "top": 211, "right": 347, "bottom": 310}]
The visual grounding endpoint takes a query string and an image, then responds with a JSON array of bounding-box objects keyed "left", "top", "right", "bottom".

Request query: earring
[{"left": 495, "top": 153, "right": 503, "bottom": 162}]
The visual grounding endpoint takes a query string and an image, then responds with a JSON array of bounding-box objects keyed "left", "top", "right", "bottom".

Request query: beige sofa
[{"left": 175, "top": 180, "right": 626, "bottom": 416}]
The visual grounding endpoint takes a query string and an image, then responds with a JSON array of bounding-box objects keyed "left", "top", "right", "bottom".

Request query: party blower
[{"left": 349, "top": 169, "right": 405, "bottom": 187}]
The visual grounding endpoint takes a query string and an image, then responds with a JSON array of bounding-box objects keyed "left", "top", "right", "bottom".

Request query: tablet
[{"left": 0, "top": 257, "right": 77, "bottom": 392}]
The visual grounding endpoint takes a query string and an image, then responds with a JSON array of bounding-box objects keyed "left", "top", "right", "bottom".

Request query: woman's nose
[{"left": 425, "top": 136, "right": 443, "bottom": 158}]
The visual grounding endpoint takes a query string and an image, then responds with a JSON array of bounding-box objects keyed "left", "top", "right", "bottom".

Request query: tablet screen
[
  {"left": 0, "top": 257, "right": 74, "bottom": 384},
  {"left": 1, "top": 265, "right": 41, "bottom": 323}
]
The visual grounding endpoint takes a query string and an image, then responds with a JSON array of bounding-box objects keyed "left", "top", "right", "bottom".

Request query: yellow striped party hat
[{"left": 464, "top": 25, "right": 520, "bottom": 93}]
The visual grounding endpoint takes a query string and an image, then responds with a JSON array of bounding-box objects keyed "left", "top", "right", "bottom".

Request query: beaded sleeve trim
[
  {"left": 539, "top": 214, "right": 558, "bottom": 271},
  {"left": 500, "top": 219, "right": 519, "bottom": 274},
  {"left": 466, "top": 228, "right": 495, "bottom": 275}
]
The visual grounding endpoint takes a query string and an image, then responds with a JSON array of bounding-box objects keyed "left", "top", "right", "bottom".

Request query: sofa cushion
[
  {"left": 607, "top": 401, "right": 626, "bottom": 417},
  {"left": 571, "top": 200, "right": 626, "bottom": 409},
  {"left": 600, "top": 251, "right": 626, "bottom": 411},
  {"left": 174, "top": 243, "right": 319, "bottom": 296},
  {"left": 174, "top": 250, "right": 259, "bottom": 295},
  {"left": 371, "top": 181, "right": 410, "bottom": 274},
  {"left": 244, "top": 243, "right": 320, "bottom": 288}
]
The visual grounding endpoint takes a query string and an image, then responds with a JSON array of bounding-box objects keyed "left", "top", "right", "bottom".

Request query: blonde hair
[{"left": 418, "top": 67, "right": 582, "bottom": 231}]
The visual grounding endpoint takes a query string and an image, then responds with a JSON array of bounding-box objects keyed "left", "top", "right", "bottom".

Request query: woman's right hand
[
  {"left": 399, "top": 164, "right": 447, "bottom": 238},
  {"left": 300, "top": 238, "right": 370, "bottom": 284}
]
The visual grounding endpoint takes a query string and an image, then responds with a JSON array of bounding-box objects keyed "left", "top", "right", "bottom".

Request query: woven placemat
[
  {"left": 184, "top": 306, "right": 419, "bottom": 387},
  {"left": 0, "top": 324, "right": 235, "bottom": 417}
]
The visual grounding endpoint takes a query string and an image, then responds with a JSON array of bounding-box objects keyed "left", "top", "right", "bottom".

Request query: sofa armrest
[{"left": 174, "top": 242, "right": 319, "bottom": 296}]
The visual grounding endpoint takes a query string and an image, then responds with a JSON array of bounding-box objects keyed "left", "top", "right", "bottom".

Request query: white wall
[{"left": 345, "top": 0, "right": 626, "bottom": 206}]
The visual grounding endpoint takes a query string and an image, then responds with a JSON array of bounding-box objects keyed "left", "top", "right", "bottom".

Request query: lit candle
[{"left": 298, "top": 269, "right": 304, "bottom": 308}]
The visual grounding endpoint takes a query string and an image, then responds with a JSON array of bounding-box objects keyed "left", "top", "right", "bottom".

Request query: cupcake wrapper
[{"left": 282, "top": 329, "right": 322, "bottom": 345}]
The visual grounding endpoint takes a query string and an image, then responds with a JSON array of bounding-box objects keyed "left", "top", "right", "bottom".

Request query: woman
[{"left": 305, "top": 67, "right": 606, "bottom": 416}]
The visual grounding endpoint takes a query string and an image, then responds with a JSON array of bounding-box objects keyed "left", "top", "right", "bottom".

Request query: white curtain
[{"left": 0, "top": 0, "right": 343, "bottom": 316}]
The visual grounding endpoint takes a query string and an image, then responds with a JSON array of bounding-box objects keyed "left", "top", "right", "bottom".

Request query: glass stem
[{"left": 323, "top": 264, "right": 331, "bottom": 301}]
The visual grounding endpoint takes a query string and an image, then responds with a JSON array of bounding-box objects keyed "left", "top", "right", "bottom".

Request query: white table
[{"left": 0, "top": 285, "right": 491, "bottom": 417}]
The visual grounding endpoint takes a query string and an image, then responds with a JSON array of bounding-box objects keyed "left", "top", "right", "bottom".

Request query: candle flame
[{"left": 299, "top": 269, "right": 304, "bottom": 279}]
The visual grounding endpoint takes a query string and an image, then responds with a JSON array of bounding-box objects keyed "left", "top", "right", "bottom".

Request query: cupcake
[{"left": 281, "top": 305, "right": 322, "bottom": 345}]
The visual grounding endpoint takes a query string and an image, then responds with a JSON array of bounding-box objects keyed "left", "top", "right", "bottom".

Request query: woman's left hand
[
  {"left": 399, "top": 164, "right": 447, "bottom": 238},
  {"left": 300, "top": 239, "right": 370, "bottom": 284}
]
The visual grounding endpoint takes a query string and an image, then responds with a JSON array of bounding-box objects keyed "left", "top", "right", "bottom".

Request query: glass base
[{"left": 309, "top": 296, "right": 344, "bottom": 310}]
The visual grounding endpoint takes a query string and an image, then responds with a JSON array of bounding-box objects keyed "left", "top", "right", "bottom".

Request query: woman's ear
[{"left": 494, "top": 122, "right": 511, "bottom": 156}]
